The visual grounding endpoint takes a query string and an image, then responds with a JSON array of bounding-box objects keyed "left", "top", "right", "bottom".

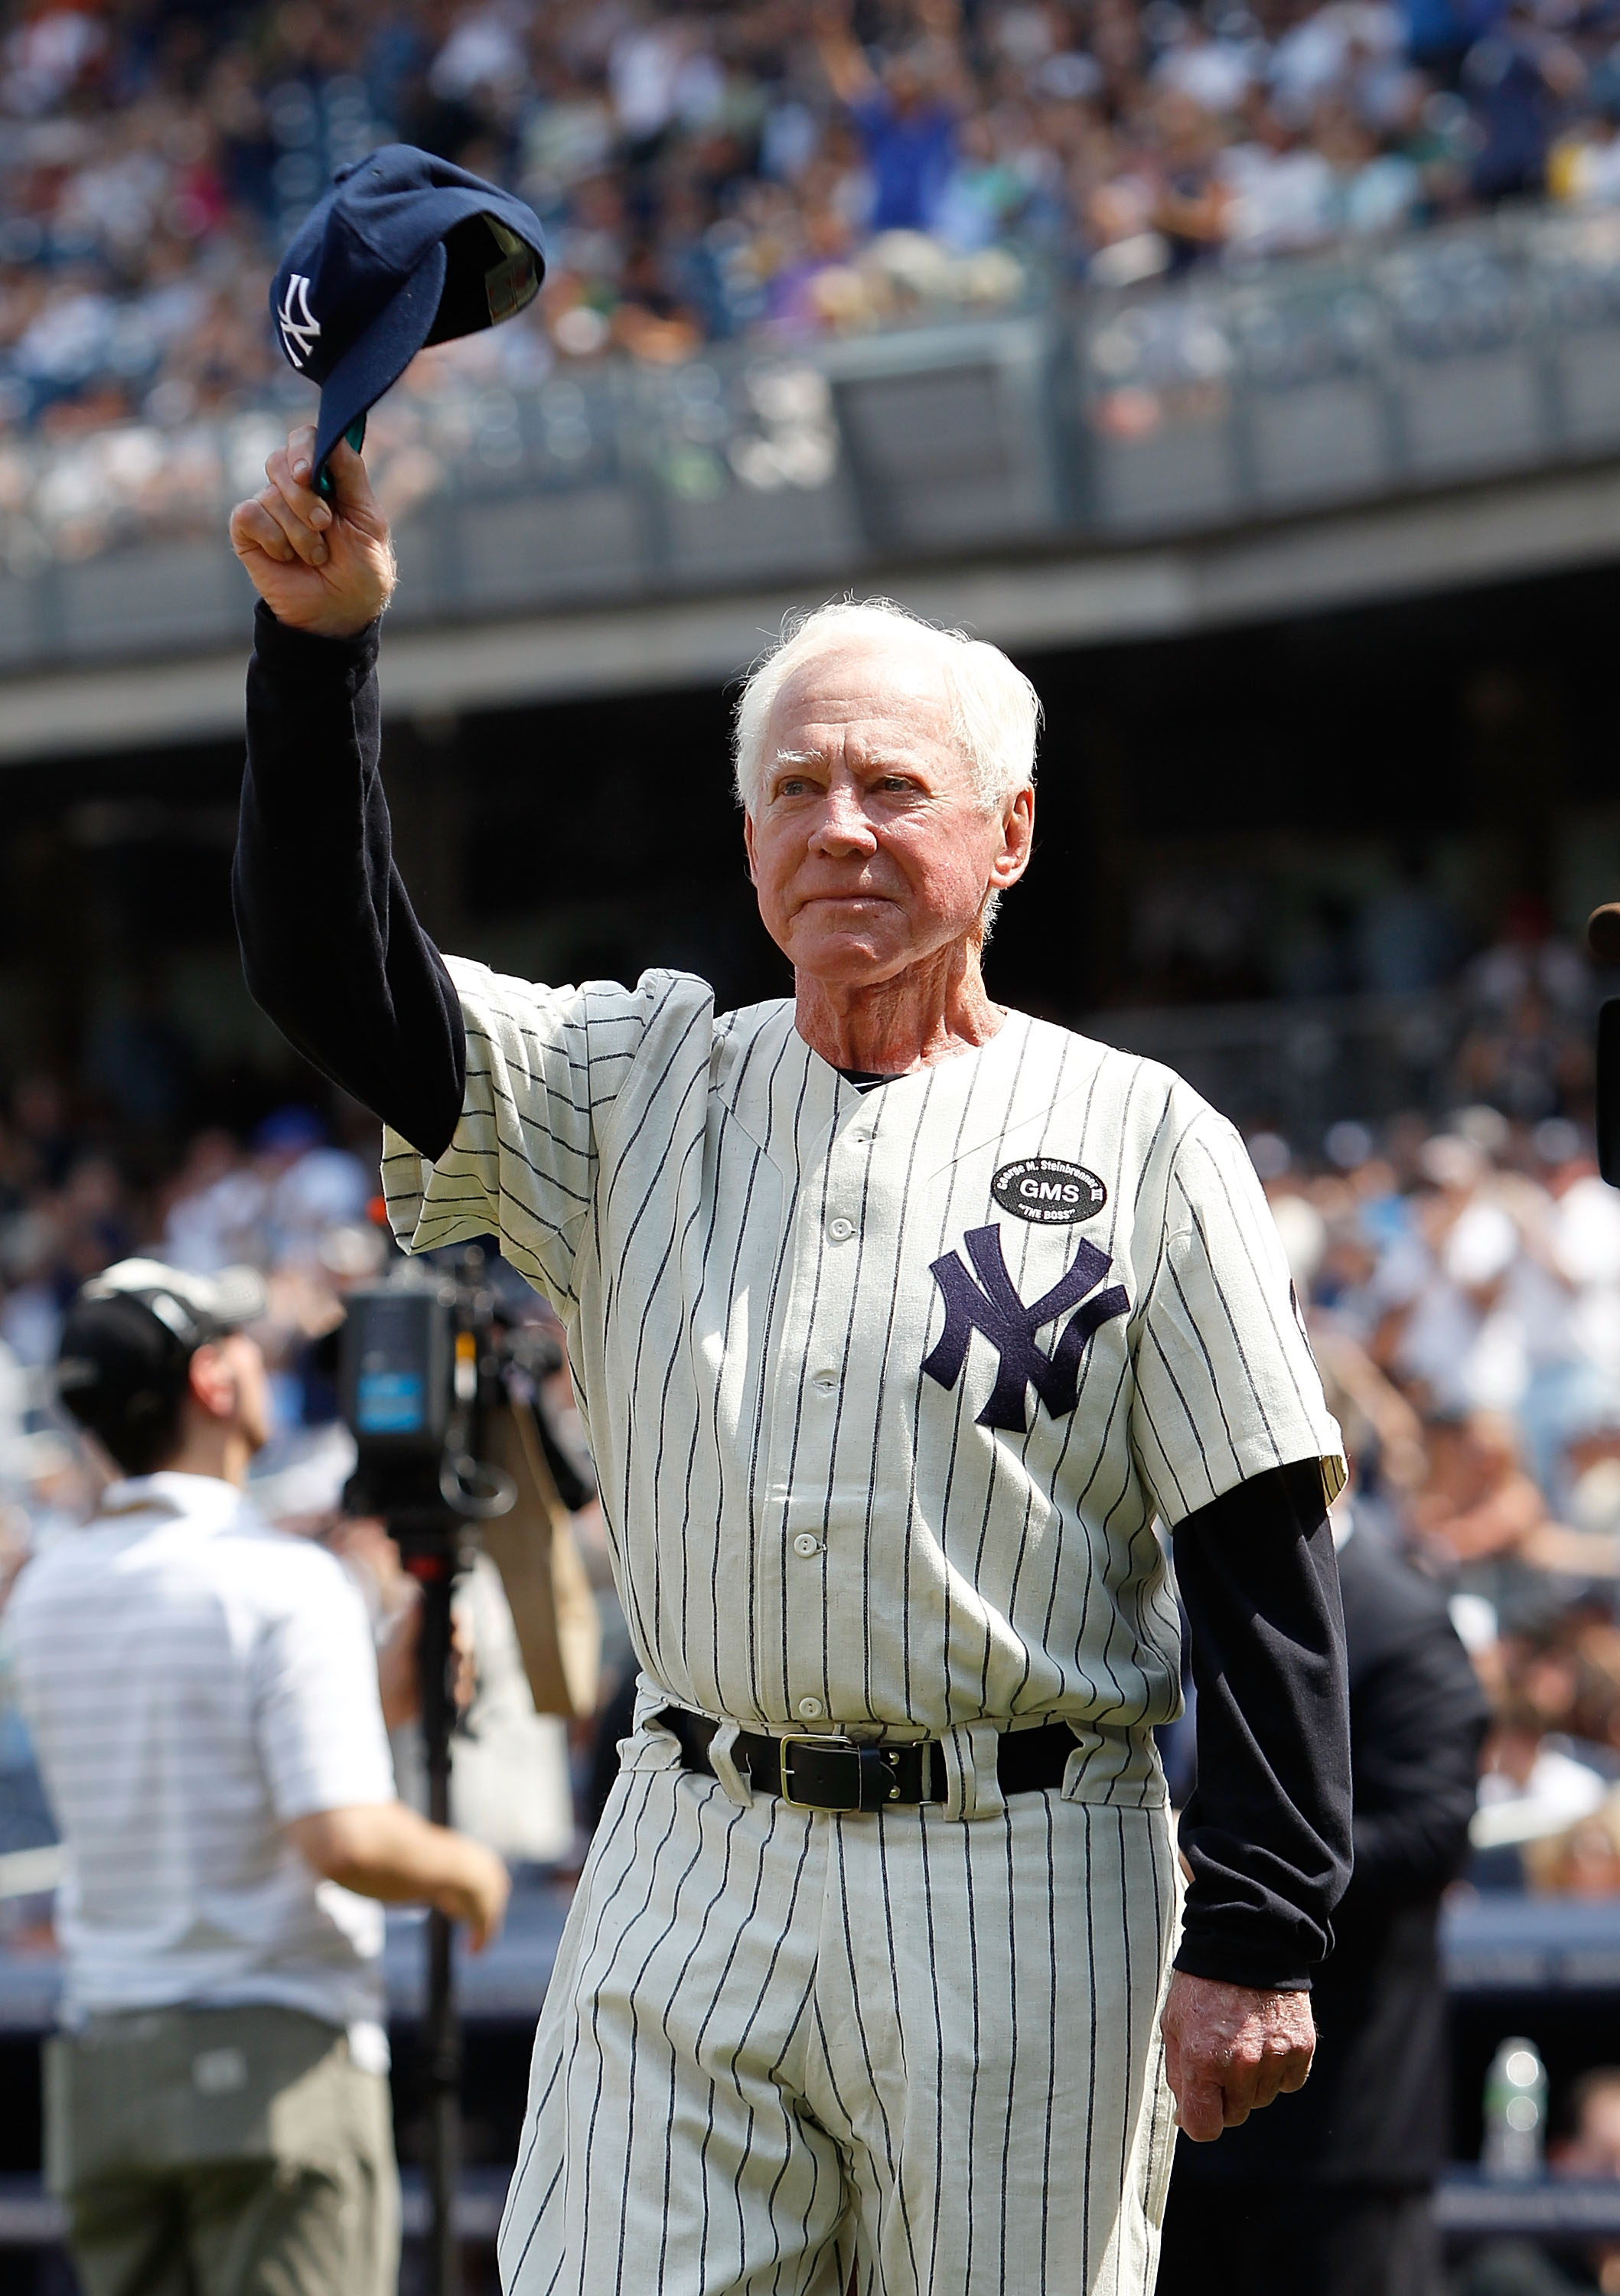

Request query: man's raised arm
[{"left": 230, "top": 425, "right": 464, "bottom": 1159}]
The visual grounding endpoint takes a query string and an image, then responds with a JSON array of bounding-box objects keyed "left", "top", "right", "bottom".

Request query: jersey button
[
  {"left": 796, "top": 1695, "right": 824, "bottom": 1720},
  {"left": 810, "top": 1370, "right": 836, "bottom": 1395},
  {"left": 793, "top": 1532, "right": 823, "bottom": 1557},
  {"left": 827, "top": 1217, "right": 854, "bottom": 1241}
]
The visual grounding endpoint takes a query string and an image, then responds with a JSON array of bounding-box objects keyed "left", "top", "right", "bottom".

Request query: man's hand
[
  {"left": 1160, "top": 1971, "right": 1315, "bottom": 2141},
  {"left": 288, "top": 1803, "right": 510, "bottom": 1952},
  {"left": 428, "top": 1834, "right": 510, "bottom": 1951},
  {"left": 229, "top": 423, "right": 395, "bottom": 638}
]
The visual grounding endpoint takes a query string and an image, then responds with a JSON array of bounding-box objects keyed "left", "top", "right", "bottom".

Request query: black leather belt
[{"left": 659, "top": 1709, "right": 1076, "bottom": 1814}]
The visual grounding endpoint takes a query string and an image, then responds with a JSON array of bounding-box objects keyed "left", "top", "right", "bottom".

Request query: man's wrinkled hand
[
  {"left": 1160, "top": 1971, "right": 1315, "bottom": 2141},
  {"left": 229, "top": 422, "right": 396, "bottom": 638}
]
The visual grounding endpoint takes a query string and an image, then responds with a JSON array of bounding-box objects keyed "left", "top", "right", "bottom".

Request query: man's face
[
  {"left": 742, "top": 638, "right": 1033, "bottom": 991},
  {"left": 1569, "top": 2086, "right": 1620, "bottom": 2177},
  {"left": 886, "top": 55, "right": 926, "bottom": 113}
]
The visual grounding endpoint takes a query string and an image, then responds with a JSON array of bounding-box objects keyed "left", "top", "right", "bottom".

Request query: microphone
[{"left": 1589, "top": 908, "right": 1620, "bottom": 1186}]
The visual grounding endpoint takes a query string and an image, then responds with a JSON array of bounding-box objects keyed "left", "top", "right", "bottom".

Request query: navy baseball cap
[{"left": 270, "top": 144, "right": 546, "bottom": 482}]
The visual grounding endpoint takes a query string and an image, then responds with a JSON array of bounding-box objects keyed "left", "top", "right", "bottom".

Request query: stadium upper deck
[
  {"left": 5, "top": 0, "right": 1620, "bottom": 429},
  {"left": 2, "top": 0, "right": 1620, "bottom": 737}
]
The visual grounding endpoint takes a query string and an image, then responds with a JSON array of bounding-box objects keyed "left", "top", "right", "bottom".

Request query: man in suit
[{"left": 1158, "top": 1507, "right": 1489, "bottom": 2296}]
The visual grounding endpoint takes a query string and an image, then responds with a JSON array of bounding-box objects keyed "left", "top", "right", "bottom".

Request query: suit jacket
[{"left": 1174, "top": 1526, "right": 1489, "bottom": 2188}]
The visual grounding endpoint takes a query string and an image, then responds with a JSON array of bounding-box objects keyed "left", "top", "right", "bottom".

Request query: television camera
[{"left": 337, "top": 1246, "right": 594, "bottom": 2296}]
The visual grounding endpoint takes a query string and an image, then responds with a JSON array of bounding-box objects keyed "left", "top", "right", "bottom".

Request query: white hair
[{"left": 732, "top": 598, "right": 1042, "bottom": 817}]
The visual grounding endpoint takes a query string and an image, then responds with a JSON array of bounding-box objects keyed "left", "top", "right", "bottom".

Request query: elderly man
[{"left": 230, "top": 429, "right": 1351, "bottom": 2296}]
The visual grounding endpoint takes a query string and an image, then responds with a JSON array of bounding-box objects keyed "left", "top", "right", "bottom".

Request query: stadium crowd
[
  {"left": 0, "top": 911, "right": 1615, "bottom": 1910},
  {"left": 3, "top": 0, "right": 1620, "bottom": 439},
  {"left": 1264, "top": 1110, "right": 1620, "bottom": 1896}
]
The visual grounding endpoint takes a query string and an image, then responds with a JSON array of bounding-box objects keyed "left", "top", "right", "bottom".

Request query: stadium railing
[
  {"left": 1089, "top": 990, "right": 1464, "bottom": 1136},
  {"left": 0, "top": 203, "right": 1618, "bottom": 669},
  {"left": 0, "top": 1888, "right": 1613, "bottom": 2257}
]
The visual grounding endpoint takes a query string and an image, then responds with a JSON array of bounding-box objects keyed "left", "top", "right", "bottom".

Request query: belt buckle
[{"left": 778, "top": 1733, "right": 861, "bottom": 1813}]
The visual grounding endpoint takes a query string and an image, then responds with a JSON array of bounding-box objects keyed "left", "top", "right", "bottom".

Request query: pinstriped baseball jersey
[{"left": 383, "top": 961, "right": 1343, "bottom": 1769}]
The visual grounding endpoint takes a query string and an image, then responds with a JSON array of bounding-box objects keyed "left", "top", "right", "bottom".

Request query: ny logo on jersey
[
  {"left": 277, "top": 273, "right": 321, "bottom": 368},
  {"left": 923, "top": 1224, "right": 1129, "bottom": 1433}
]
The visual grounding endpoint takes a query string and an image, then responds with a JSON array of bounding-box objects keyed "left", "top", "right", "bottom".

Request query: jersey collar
[{"left": 99, "top": 1470, "right": 253, "bottom": 1525}]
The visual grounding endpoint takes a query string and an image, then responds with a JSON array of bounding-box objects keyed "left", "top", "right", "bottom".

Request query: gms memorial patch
[{"left": 991, "top": 1156, "right": 1107, "bottom": 1227}]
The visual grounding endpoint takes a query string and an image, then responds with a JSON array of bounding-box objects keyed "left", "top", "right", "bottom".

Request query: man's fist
[
  {"left": 440, "top": 1839, "right": 511, "bottom": 1954},
  {"left": 1161, "top": 1971, "right": 1315, "bottom": 2142},
  {"left": 229, "top": 423, "right": 396, "bottom": 639}
]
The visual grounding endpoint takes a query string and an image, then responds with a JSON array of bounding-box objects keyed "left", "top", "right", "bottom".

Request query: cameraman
[{"left": 10, "top": 1257, "right": 509, "bottom": 2296}]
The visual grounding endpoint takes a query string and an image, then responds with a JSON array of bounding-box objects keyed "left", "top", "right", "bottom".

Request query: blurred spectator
[
  {"left": 254, "top": 1105, "right": 370, "bottom": 1265},
  {"left": 1455, "top": 990, "right": 1592, "bottom": 1124},
  {"left": 1354, "top": 851, "right": 1459, "bottom": 996},
  {"left": 1552, "top": 2067, "right": 1620, "bottom": 2296},
  {"left": 1410, "top": 1412, "right": 1552, "bottom": 1567},
  {"left": 1557, "top": 2066, "right": 1620, "bottom": 2170},
  {"left": 83, "top": 974, "right": 194, "bottom": 1133},
  {"left": 1463, "top": 0, "right": 1583, "bottom": 204},
  {"left": 1466, "top": 898, "right": 1592, "bottom": 1023},
  {"left": 1472, "top": 1680, "right": 1609, "bottom": 1862},
  {"left": 1550, "top": 65, "right": 1620, "bottom": 206},
  {"left": 815, "top": 0, "right": 968, "bottom": 237},
  {"left": 1457, "top": 2069, "right": 1620, "bottom": 2294},
  {"left": 159, "top": 1127, "right": 268, "bottom": 1275},
  {"left": 1523, "top": 1789, "right": 1620, "bottom": 1893}
]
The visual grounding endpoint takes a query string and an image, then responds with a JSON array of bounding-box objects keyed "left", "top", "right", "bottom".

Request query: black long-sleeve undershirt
[
  {"left": 233, "top": 603, "right": 1352, "bottom": 1990},
  {"left": 1173, "top": 1526, "right": 1485, "bottom": 2184},
  {"left": 233, "top": 604, "right": 464, "bottom": 1159},
  {"left": 1172, "top": 1463, "right": 1351, "bottom": 1988}
]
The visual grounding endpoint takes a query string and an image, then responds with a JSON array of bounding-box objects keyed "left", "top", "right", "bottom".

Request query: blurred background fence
[
  {"left": 4, "top": 201, "right": 1620, "bottom": 665},
  {"left": 1092, "top": 987, "right": 1459, "bottom": 1130}
]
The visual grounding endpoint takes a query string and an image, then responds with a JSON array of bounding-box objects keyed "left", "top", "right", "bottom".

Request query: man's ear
[
  {"left": 187, "top": 1342, "right": 235, "bottom": 1423},
  {"left": 742, "top": 809, "right": 758, "bottom": 885},
  {"left": 989, "top": 784, "right": 1035, "bottom": 891}
]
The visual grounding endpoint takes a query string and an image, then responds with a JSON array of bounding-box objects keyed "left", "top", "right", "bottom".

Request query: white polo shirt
[{"left": 11, "top": 1472, "right": 398, "bottom": 2059}]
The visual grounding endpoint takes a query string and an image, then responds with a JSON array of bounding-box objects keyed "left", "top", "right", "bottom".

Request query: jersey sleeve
[
  {"left": 1129, "top": 1109, "right": 1345, "bottom": 1528},
  {"left": 380, "top": 957, "right": 670, "bottom": 1305},
  {"left": 252, "top": 1549, "right": 398, "bottom": 1824}
]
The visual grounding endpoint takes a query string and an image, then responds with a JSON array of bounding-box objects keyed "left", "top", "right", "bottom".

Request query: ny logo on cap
[
  {"left": 278, "top": 274, "right": 321, "bottom": 368},
  {"left": 923, "top": 1225, "right": 1129, "bottom": 1433}
]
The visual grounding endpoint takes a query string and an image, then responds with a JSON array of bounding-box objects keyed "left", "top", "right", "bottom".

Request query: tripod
[
  {"left": 399, "top": 1525, "right": 468, "bottom": 2296},
  {"left": 339, "top": 1252, "right": 523, "bottom": 2296}
]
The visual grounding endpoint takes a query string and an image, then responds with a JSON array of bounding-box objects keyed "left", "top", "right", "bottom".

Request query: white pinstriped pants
[{"left": 499, "top": 1717, "right": 1178, "bottom": 2296}]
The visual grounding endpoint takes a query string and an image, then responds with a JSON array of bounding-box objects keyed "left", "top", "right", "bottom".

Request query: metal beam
[{"left": 1, "top": 458, "right": 1617, "bottom": 765}]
